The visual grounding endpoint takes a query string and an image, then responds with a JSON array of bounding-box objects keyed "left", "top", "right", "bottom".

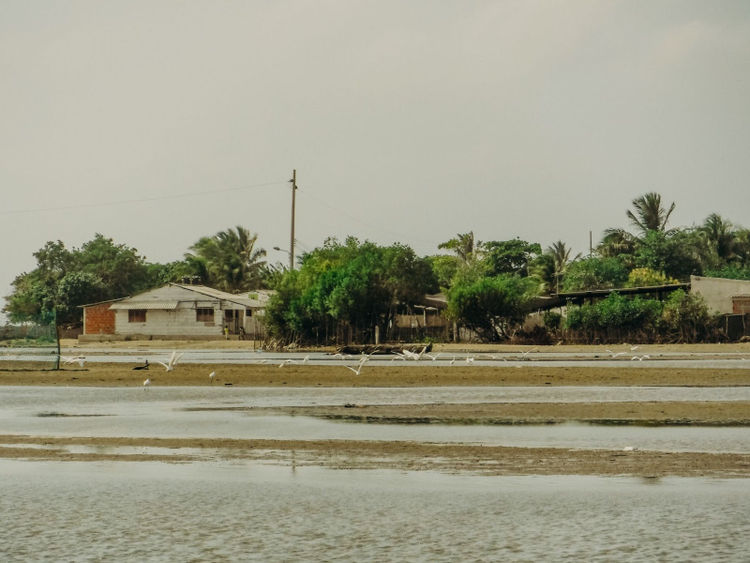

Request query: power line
[
  {"left": 1, "top": 180, "right": 288, "bottom": 216},
  {"left": 296, "top": 188, "right": 441, "bottom": 246}
]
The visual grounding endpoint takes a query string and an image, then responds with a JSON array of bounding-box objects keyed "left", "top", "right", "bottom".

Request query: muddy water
[
  {"left": 1, "top": 387, "right": 749, "bottom": 453},
  {"left": 1, "top": 460, "right": 747, "bottom": 562}
]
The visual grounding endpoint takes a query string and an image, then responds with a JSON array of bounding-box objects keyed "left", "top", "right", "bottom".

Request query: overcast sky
[{"left": 2, "top": 1, "right": 749, "bottom": 318}]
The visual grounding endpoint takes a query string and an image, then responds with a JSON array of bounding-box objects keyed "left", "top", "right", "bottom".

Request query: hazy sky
[{"left": 2, "top": 1, "right": 749, "bottom": 316}]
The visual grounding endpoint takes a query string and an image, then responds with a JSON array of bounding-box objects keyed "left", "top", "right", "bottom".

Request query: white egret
[
  {"left": 344, "top": 358, "right": 367, "bottom": 375},
  {"left": 155, "top": 351, "right": 183, "bottom": 372},
  {"left": 518, "top": 348, "right": 537, "bottom": 360},
  {"left": 143, "top": 378, "right": 151, "bottom": 389},
  {"left": 209, "top": 371, "right": 216, "bottom": 384},
  {"left": 605, "top": 350, "right": 626, "bottom": 358},
  {"left": 60, "top": 355, "right": 86, "bottom": 367}
]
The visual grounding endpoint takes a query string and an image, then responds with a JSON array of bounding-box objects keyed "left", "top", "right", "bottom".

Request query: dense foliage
[
  {"left": 565, "top": 291, "right": 716, "bottom": 344},
  {"left": 264, "top": 237, "right": 437, "bottom": 345},
  {"left": 445, "top": 274, "right": 538, "bottom": 341},
  {"left": 5, "top": 192, "right": 750, "bottom": 346}
]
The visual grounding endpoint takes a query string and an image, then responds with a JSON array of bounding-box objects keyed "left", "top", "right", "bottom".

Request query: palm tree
[
  {"left": 699, "top": 213, "right": 738, "bottom": 266},
  {"left": 627, "top": 192, "right": 676, "bottom": 235},
  {"left": 533, "top": 241, "right": 580, "bottom": 293},
  {"left": 438, "top": 231, "right": 483, "bottom": 265},
  {"left": 186, "top": 226, "right": 267, "bottom": 292},
  {"left": 599, "top": 192, "right": 677, "bottom": 260}
]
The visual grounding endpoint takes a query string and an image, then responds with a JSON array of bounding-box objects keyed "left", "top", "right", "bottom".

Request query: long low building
[{"left": 80, "top": 283, "right": 272, "bottom": 341}]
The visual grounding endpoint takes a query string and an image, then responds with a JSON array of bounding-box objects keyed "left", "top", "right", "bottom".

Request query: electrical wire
[
  {"left": 1, "top": 180, "right": 288, "bottom": 216},
  {"left": 296, "top": 188, "right": 440, "bottom": 246}
]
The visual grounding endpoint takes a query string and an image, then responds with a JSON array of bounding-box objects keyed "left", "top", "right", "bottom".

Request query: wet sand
[
  {"left": 2, "top": 353, "right": 749, "bottom": 477},
  {"left": 2, "top": 362, "right": 749, "bottom": 388},
  {"left": 1, "top": 435, "right": 748, "bottom": 478}
]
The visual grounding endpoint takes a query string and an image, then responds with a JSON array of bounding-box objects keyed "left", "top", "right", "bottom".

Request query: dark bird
[{"left": 133, "top": 360, "right": 149, "bottom": 371}]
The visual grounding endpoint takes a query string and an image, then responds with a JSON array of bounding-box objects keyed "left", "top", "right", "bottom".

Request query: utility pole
[{"left": 290, "top": 169, "right": 297, "bottom": 270}]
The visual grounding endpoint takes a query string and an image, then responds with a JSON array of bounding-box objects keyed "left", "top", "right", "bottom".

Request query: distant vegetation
[{"left": 4, "top": 193, "right": 750, "bottom": 345}]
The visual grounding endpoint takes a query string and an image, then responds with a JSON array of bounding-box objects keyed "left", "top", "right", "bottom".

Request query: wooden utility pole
[{"left": 290, "top": 169, "right": 297, "bottom": 270}]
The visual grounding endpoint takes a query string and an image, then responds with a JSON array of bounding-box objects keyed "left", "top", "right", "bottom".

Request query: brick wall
[{"left": 84, "top": 303, "right": 116, "bottom": 335}]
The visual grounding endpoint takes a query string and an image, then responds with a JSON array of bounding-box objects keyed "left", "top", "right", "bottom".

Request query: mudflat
[
  {"left": 2, "top": 362, "right": 749, "bottom": 388},
  {"left": 2, "top": 345, "right": 749, "bottom": 477}
]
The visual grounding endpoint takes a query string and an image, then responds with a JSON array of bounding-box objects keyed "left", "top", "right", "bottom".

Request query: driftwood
[{"left": 334, "top": 343, "right": 432, "bottom": 356}]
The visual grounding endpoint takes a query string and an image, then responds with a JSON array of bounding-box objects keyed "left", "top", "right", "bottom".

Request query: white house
[{"left": 81, "top": 283, "right": 272, "bottom": 341}]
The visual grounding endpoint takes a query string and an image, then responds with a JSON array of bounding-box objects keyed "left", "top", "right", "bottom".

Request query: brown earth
[
  {"left": 1, "top": 362, "right": 749, "bottom": 388},
  {"left": 1, "top": 435, "right": 748, "bottom": 478}
]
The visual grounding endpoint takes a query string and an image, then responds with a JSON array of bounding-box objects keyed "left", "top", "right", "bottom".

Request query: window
[
  {"left": 196, "top": 308, "right": 214, "bottom": 323},
  {"left": 128, "top": 310, "right": 146, "bottom": 323},
  {"left": 246, "top": 308, "right": 253, "bottom": 317}
]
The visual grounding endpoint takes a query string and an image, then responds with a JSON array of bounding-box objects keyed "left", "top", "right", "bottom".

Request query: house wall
[
  {"left": 84, "top": 303, "right": 116, "bottom": 335},
  {"left": 115, "top": 306, "right": 223, "bottom": 336},
  {"left": 690, "top": 276, "right": 750, "bottom": 314}
]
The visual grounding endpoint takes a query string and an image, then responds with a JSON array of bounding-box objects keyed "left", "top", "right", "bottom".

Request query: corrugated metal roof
[{"left": 110, "top": 301, "right": 179, "bottom": 310}]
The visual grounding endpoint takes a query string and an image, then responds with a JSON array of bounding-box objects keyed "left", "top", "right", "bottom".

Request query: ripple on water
[{"left": 0, "top": 461, "right": 748, "bottom": 562}]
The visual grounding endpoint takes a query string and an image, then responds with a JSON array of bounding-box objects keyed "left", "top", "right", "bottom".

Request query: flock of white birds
[{"left": 57, "top": 343, "right": 654, "bottom": 389}]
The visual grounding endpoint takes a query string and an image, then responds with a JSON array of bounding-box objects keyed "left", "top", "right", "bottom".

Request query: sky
[{"left": 2, "top": 1, "right": 749, "bottom": 319}]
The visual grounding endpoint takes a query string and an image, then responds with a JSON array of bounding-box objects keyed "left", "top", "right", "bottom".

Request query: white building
[{"left": 81, "top": 283, "right": 272, "bottom": 341}]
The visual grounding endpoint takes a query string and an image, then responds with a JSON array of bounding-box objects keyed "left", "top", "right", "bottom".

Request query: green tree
[
  {"left": 661, "top": 290, "right": 714, "bottom": 343},
  {"left": 445, "top": 274, "right": 538, "bottom": 341},
  {"left": 562, "top": 257, "right": 629, "bottom": 292},
  {"left": 438, "top": 231, "right": 482, "bottom": 265},
  {"left": 483, "top": 239, "right": 542, "bottom": 277},
  {"left": 532, "top": 241, "right": 581, "bottom": 293},
  {"left": 77, "top": 234, "right": 152, "bottom": 297},
  {"left": 3, "top": 244, "right": 108, "bottom": 367},
  {"left": 185, "top": 226, "right": 267, "bottom": 292},
  {"left": 635, "top": 230, "right": 702, "bottom": 280},
  {"left": 625, "top": 268, "right": 678, "bottom": 288},
  {"left": 599, "top": 192, "right": 678, "bottom": 264},
  {"left": 264, "top": 238, "right": 437, "bottom": 344}
]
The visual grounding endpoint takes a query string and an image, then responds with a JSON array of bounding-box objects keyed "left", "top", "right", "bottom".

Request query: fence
[{"left": 0, "top": 323, "right": 60, "bottom": 370}]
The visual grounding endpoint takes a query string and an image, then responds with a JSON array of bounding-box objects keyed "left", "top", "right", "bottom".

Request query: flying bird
[
  {"left": 631, "top": 355, "right": 650, "bottom": 361},
  {"left": 155, "top": 351, "right": 183, "bottom": 372},
  {"left": 518, "top": 349, "right": 537, "bottom": 360},
  {"left": 344, "top": 358, "right": 367, "bottom": 375},
  {"left": 60, "top": 355, "right": 86, "bottom": 367},
  {"left": 605, "top": 350, "right": 626, "bottom": 358}
]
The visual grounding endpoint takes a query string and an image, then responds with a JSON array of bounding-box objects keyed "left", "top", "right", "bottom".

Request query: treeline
[
  {"left": 4, "top": 193, "right": 750, "bottom": 345},
  {"left": 3, "top": 226, "right": 269, "bottom": 332}
]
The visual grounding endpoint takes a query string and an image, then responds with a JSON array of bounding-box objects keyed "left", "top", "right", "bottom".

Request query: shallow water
[
  {"left": 4, "top": 347, "right": 750, "bottom": 369},
  {"left": 1, "top": 387, "right": 748, "bottom": 453},
  {"left": 1, "top": 460, "right": 748, "bottom": 562}
]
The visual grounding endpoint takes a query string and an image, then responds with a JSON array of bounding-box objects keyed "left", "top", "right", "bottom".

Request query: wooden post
[{"left": 290, "top": 169, "right": 297, "bottom": 271}]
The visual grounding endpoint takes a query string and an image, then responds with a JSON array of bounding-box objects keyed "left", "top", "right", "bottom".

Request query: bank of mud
[
  {"left": 1, "top": 362, "right": 749, "bottom": 388},
  {"left": 0, "top": 435, "right": 748, "bottom": 478}
]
